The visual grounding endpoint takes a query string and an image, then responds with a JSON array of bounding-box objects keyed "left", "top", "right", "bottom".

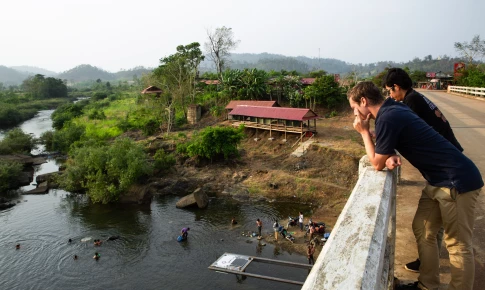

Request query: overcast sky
[{"left": 1, "top": 0, "right": 484, "bottom": 73}]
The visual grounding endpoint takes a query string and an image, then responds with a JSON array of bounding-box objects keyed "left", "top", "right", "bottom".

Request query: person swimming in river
[
  {"left": 93, "top": 252, "right": 100, "bottom": 260},
  {"left": 73, "top": 255, "right": 78, "bottom": 260},
  {"left": 181, "top": 227, "right": 190, "bottom": 240},
  {"left": 231, "top": 217, "right": 238, "bottom": 225},
  {"left": 15, "top": 244, "right": 20, "bottom": 250},
  {"left": 94, "top": 239, "right": 102, "bottom": 246}
]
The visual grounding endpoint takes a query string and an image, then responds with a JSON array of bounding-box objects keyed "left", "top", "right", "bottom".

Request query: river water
[{"left": 0, "top": 111, "right": 312, "bottom": 290}]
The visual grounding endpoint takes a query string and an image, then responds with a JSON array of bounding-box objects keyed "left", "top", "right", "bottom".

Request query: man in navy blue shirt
[
  {"left": 383, "top": 68, "right": 463, "bottom": 273},
  {"left": 348, "top": 81, "right": 482, "bottom": 290}
]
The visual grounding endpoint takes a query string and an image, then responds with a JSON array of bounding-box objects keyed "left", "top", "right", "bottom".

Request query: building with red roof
[
  {"left": 229, "top": 105, "right": 318, "bottom": 140},
  {"left": 225, "top": 100, "right": 279, "bottom": 119}
]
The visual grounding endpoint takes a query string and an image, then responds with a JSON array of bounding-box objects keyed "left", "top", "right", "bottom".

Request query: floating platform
[{"left": 208, "top": 252, "right": 312, "bottom": 285}]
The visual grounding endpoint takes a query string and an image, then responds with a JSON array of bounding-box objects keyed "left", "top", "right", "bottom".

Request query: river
[{"left": 0, "top": 110, "right": 312, "bottom": 290}]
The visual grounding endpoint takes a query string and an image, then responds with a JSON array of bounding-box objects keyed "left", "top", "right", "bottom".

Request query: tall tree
[
  {"left": 153, "top": 43, "right": 204, "bottom": 133},
  {"left": 454, "top": 35, "right": 485, "bottom": 65},
  {"left": 204, "top": 26, "right": 240, "bottom": 78}
]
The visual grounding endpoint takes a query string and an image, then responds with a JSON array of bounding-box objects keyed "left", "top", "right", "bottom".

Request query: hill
[
  {"left": 10, "top": 66, "right": 57, "bottom": 77},
  {"left": 114, "top": 66, "right": 153, "bottom": 81},
  {"left": 0, "top": 66, "right": 29, "bottom": 86},
  {"left": 200, "top": 53, "right": 465, "bottom": 76},
  {"left": 57, "top": 64, "right": 115, "bottom": 82},
  {"left": 57, "top": 64, "right": 153, "bottom": 83}
]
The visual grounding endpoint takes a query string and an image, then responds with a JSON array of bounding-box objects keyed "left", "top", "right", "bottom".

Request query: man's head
[
  {"left": 347, "top": 81, "right": 384, "bottom": 118},
  {"left": 382, "top": 68, "right": 413, "bottom": 101}
]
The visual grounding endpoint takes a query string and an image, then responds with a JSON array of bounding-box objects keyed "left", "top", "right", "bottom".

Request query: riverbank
[
  {"left": 141, "top": 112, "right": 362, "bottom": 257},
  {"left": 0, "top": 97, "right": 73, "bottom": 129}
]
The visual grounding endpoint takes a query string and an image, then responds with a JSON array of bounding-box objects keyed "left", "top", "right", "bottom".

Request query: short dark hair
[
  {"left": 347, "top": 82, "right": 384, "bottom": 106},
  {"left": 382, "top": 68, "right": 413, "bottom": 90}
]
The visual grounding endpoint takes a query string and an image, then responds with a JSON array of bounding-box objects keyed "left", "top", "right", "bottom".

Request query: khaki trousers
[{"left": 412, "top": 184, "right": 480, "bottom": 290}]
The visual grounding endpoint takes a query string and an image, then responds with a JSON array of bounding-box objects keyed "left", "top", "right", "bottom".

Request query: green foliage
[
  {"left": 456, "top": 66, "right": 485, "bottom": 87},
  {"left": 60, "top": 138, "right": 153, "bottom": 204},
  {"left": 0, "top": 160, "right": 23, "bottom": 192},
  {"left": 22, "top": 74, "right": 68, "bottom": 99},
  {"left": 183, "top": 126, "right": 245, "bottom": 161},
  {"left": 41, "top": 123, "right": 86, "bottom": 153},
  {"left": 153, "top": 149, "right": 176, "bottom": 171},
  {"left": 175, "top": 111, "right": 187, "bottom": 126},
  {"left": 200, "top": 72, "right": 219, "bottom": 80},
  {"left": 92, "top": 92, "right": 108, "bottom": 101},
  {"left": 0, "top": 93, "right": 70, "bottom": 128},
  {"left": 52, "top": 101, "right": 88, "bottom": 129},
  {"left": 304, "top": 75, "right": 345, "bottom": 109},
  {"left": 409, "top": 70, "right": 427, "bottom": 83},
  {"left": 0, "top": 128, "right": 35, "bottom": 154},
  {"left": 88, "top": 109, "right": 107, "bottom": 120},
  {"left": 308, "top": 70, "right": 327, "bottom": 78},
  {"left": 220, "top": 69, "right": 268, "bottom": 100},
  {"left": 269, "top": 75, "right": 302, "bottom": 106},
  {"left": 209, "top": 105, "right": 224, "bottom": 117}
]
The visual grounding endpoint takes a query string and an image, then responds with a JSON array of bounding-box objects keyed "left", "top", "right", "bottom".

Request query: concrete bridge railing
[
  {"left": 302, "top": 156, "right": 398, "bottom": 290},
  {"left": 448, "top": 86, "right": 485, "bottom": 98}
]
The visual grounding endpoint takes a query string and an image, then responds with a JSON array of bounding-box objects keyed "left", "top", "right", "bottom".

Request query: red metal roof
[
  {"left": 301, "top": 78, "right": 316, "bottom": 85},
  {"left": 200, "top": 79, "right": 220, "bottom": 85},
  {"left": 225, "top": 100, "right": 279, "bottom": 110},
  {"left": 229, "top": 105, "right": 318, "bottom": 121}
]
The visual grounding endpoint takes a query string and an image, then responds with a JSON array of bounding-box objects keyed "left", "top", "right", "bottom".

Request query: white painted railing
[
  {"left": 448, "top": 86, "right": 485, "bottom": 97},
  {"left": 302, "top": 156, "right": 397, "bottom": 290}
]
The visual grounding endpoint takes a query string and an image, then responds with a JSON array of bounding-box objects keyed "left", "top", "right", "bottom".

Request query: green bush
[
  {"left": 153, "top": 149, "right": 176, "bottom": 171},
  {"left": 0, "top": 128, "right": 35, "bottom": 154},
  {"left": 0, "top": 160, "right": 23, "bottom": 192},
  {"left": 209, "top": 105, "right": 224, "bottom": 117},
  {"left": 52, "top": 102, "right": 87, "bottom": 130},
  {"left": 88, "top": 109, "right": 106, "bottom": 120},
  {"left": 60, "top": 137, "right": 153, "bottom": 203},
  {"left": 48, "top": 123, "right": 86, "bottom": 153},
  {"left": 175, "top": 111, "right": 187, "bottom": 126},
  {"left": 184, "top": 126, "right": 245, "bottom": 161},
  {"left": 92, "top": 92, "right": 108, "bottom": 101}
]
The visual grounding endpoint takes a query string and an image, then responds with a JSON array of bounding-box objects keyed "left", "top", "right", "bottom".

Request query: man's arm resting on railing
[{"left": 360, "top": 130, "right": 390, "bottom": 171}]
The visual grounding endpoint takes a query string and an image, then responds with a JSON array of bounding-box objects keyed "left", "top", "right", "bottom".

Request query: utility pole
[{"left": 318, "top": 48, "right": 321, "bottom": 69}]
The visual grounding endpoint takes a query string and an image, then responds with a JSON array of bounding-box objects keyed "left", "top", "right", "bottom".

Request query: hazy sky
[{"left": 2, "top": 0, "right": 484, "bottom": 73}]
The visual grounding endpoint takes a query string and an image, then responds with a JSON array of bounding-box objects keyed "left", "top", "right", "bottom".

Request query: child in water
[{"left": 93, "top": 252, "right": 100, "bottom": 260}]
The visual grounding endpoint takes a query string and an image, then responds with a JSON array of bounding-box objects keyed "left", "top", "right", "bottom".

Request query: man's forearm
[{"left": 361, "top": 131, "right": 384, "bottom": 170}]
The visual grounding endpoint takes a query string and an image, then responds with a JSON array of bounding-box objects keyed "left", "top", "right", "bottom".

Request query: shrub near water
[
  {"left": 0, "top": 160, "right": 23, "bottom": 192},
  {"left": 59, "top": 138, "right": 153, "bottom": 204},
  {"left": 0, "top": 128, "right": 35, "bottom": 154},
  {"left": 180, "top": 125, "right": 245, "bottom": 161}
]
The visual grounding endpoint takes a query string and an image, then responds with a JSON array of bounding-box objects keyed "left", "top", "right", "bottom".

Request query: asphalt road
[{"left": 419, "top": 90, "right": 485, "bottom": 288}]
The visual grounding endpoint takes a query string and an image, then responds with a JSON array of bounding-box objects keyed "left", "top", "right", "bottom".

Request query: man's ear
[{"left": 360, "top": 96, "right": 367, "bottom": 107}]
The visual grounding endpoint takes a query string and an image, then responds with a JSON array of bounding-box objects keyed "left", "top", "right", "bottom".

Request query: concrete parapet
[{"left": 303, "top": 156, "right": 397, "bottom": 290}]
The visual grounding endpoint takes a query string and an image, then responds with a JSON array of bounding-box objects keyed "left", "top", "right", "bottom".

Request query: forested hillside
[
  {"left": 10, "top": 66, "right": 57, "bottom": 77},
  {"left": 0, "top": 66, "right": 30, "bottom": 86},
  {"left": 200, "top": 53, "right": 466, "bottom": 76},
  {"left": 0, "top": 53, "right": 470, "bottom": 87}
]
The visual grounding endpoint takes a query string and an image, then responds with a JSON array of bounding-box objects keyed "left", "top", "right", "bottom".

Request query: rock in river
[{"left": 176, "top": 188, "right": 209, "bottom": 209}]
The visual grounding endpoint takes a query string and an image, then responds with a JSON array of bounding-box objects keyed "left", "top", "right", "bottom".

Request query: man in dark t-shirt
[
  {"left": 382, "top": 68, "right": 463, "bottom": 273},
  {"left": 383, "top": 68, "right": 463, "bottom": 152},
  {"left": 348, "top": 81, "right": 482, "bottom": 290}
]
